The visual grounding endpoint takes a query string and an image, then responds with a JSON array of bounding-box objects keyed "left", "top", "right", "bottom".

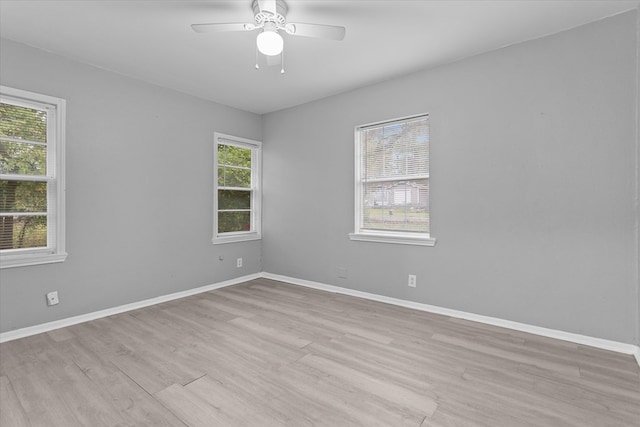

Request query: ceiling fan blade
[
  {"left": 191, "top": 22, "right": 255, "bottom": 33},
  {"left": 285, "top": 23, "right": 345, "bottom": 41},
  {"left": 258, "top": 0, "right": 277, "bottom": 15}
]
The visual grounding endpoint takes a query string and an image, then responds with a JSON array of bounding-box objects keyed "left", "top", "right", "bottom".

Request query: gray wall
[
  {"left": 2, "top": 11, "right": 639, "bottom": 346},
  {"left": 263, "top": 11, "right": 639, "bottom": 344},
  {"left": 637, "top": 9, "right": 640, "bottom": 348},
  {"left": 0, "top": 39, "right": 262, "bottom": 333}
]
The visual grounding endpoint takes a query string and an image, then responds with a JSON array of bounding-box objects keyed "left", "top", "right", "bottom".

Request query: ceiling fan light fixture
[
  {"left": 257, "top": 28, "right": 283, "bottom": 56},
  {"left": 192, "top": 0, "right": 346, "bottom": 68}
]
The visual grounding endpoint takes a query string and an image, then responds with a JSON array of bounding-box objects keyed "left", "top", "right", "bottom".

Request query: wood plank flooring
[{"left": 1, "top": 278, "right": 639, "bottom": 426}]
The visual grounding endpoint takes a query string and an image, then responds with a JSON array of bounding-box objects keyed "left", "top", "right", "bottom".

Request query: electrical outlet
[
  {"left": 46, "top": 291, "right": 59, "bottom": 306},
  {"left": 408, "top": 274, "right": 417, "bottom": 288},
  {"left": 236, "top": 257, "right": 243, "bottom": 268}
]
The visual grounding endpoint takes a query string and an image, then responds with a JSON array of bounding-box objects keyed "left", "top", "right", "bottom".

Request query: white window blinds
[{"left": 351, "top": 114, "right": 434, "bottom": 246}]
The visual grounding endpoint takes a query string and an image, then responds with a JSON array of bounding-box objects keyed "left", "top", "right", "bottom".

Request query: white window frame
[
  {"left": 0, "top": 86, "right": 67, "bottom": 268},
  {"left": 349, "top": 113, "right": 436, "bottom": 247},
  {"left": 213, "top": 132, "right": 262, "bottom": 245}
]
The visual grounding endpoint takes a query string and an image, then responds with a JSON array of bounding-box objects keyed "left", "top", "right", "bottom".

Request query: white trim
[
  {"left": 0, "top": 136, "right": 48, "bottom": 147},
  {"left": 353, "top": 113, "right": 433, "bottom": 246},
  {"left": 0, "top": 212, "right": 48, "bottom": 217},
  {"left": 364, "top": 174, "right": 430, "bottom": 184},
  {"left": 0, "top": 273, "right": 260, "bottom": 343},
  {"left": 349, "top": 232, "right": 436, "bottom": 246},
  {"left": 261, "top": 272, "right": 640, "bottom": 365},
  {"left": 3, "top": 270, "right": 638, "bottom": 368},
  {"left": 358, "top": 113, "right": 429, "bottom": 130},
  {"left": 212, "top": 232, "right": 261, "bottom": 245},
  {"left": 0, "top": 86, "right": 66, "bottom": 269},
  {"left": 0, "top": 252, "right": 67, "bottom": 269},
  {"left": 0, "top": 174, "right": 53, "bottom": 182},
  {"left": 213, "top": 132, "right": 262, "bottom": 245}
]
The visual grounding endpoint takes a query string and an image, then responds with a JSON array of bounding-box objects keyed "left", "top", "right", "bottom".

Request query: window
[
  {"left": 213, "top": 133, "right": 261, "bottom": 244},
  {"left": 349, "top": 114, "right": 435, "bottom": 246},
  {"left": 0, "top": 86, "right": 67, "bottom": 268}
]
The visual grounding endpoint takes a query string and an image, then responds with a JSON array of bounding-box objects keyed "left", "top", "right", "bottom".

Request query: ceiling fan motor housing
[{"left": 252, "top": 0, "right": 288, "bottom": 26}]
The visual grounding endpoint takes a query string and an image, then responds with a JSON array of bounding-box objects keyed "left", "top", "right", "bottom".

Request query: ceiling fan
[{"left": 191, "top": 0, "right": 346, "bottom": 72}]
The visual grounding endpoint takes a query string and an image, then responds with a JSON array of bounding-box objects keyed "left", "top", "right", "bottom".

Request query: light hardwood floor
[{"left": 1, "top": 278, "right": 639, "bottom": 426}]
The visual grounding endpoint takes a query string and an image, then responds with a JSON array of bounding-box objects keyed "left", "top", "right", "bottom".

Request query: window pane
[
  {"left": 0, "top": 180, "right": 47, "bottom": 213},
  {"left": 0, "top": 214, "right": 47, "bottom": 250},
  {"left": 213, "top": 134, "right": 261, "bottom": 243},
  {"left": 218, "top": 189, "right": 251, "bottom": 210},
  {"left": 362, "top": 179, "right": 429, "bottom": 233},
  {"left": 0, "top": 140, "right": 47, "bottom": 175},
  {"left": 218, "top": 144, "right": 251, "bottom": 167},
  {"left": 362, "top": 116, "right": 428, "bottom": 180},
  {"left": 218, "top": 166, "right": 251, "bottom": 188},
  {"left": 0, "top": 102, "right": 47, "bottom": 143},
  {"left": 218, "top": 211, "right": 251, "bottom": 233}
]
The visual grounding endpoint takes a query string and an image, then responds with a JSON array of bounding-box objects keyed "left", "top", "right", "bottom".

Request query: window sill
[
  {"left": 348, "top": 232, "right": 436, "bottom": 247},
  {"left": 212, "top": 232, "right": 261, "bottom": 245},
  {"left": 0, "top": 252, "right": 68, "bottom": 269}
]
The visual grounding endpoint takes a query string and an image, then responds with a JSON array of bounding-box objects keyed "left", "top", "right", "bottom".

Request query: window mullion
[
  {"left": 0, "top": 174, "right": 53, "bottom": 182},
  {"left": 0, "top": 136, "right": 48, "bottom": 147},
  {"left": 0, "top": 212, "right": 48, "bottom": 217},
  {"left": 218, "top": 186, "right": 252, "bottom": 191},
  {"left": 363, "top": 175, "right": 429, "bottom": 183}
]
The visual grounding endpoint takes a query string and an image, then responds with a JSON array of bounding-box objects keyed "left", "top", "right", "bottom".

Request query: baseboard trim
[
  {"left": 3, "top": 271, "right": 639, "bottom": 368},
  {"left": 261, "top": 272, "right": 640, "bottom": 365},
  {"left": 0, "top": 273, "right": 261, "bottom": 343}
]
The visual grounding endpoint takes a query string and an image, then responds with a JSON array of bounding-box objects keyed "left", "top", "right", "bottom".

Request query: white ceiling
[{"left": 0, "top": 0, "right": 637, "bottom": 114}]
